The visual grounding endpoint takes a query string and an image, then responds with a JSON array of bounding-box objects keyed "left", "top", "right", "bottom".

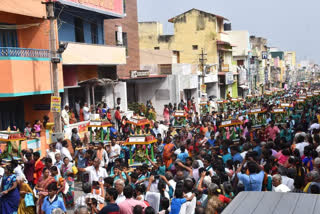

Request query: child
[
  {"left": 135, "top": 184, "right": 146, "bottom": 201},
  {"left": 41, "top": 182, "right": 66, "bottom": 214},
  {"left": 170, "top": 189, "right": 195, "bottom": 214},
  {"left": 91, "top": 181, "right": 105, "bottom": 210}
]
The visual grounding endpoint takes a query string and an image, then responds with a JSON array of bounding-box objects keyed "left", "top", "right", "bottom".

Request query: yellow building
[{"left": 139, "top": 9, "right": 237, "bottom": 99}]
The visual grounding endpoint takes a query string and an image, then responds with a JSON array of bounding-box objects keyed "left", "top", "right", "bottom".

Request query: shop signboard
[
  {"left": 225, "top": 72, "right": 234, "bottom": 85},
  {"left": 222, "top": 64, "right": 229, "bottom": 72},
  {"left": 50, "top": 96, "right": 61, "bottom": 113},
  {"left": 130, "top": 70, "right": 150, "bottom": 78},
  {"left": 200, "top": 84, "right": 206, "bottom": 93}
]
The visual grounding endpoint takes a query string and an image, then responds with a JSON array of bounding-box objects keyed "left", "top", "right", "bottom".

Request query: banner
[
  {"left": 200, "top": 84, "right": 207, "bottom": 93},
  {"left": 50, "top": 96, "right": 61, "bottom": 113}
]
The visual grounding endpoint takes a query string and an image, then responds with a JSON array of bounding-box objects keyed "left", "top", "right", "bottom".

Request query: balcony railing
[{"left": 0, "top": 47, "right": 50, "bottom": 58}]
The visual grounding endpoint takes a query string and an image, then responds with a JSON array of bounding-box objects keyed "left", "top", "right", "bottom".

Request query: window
[
  {"left": 123, "top": 32, "right": 128, "bottom": 56},
  {"left": 91, "top": 23, "right": 98, "bottom": 44},
  {"left": 192, "top": 45, "right": 198, "bottom": 50},
  {"left": 0, "top": 29, "right": 18, "bottom": 47},
  {"left": 74, "top": 18, "right": 84, "bottom": 43},
  {"left": 154, "top": 47, "right": 160, "bottom": 50}
]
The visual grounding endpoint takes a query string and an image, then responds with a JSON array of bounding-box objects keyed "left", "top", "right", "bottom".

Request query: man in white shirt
[
  {"left": 78, "top": 158, "right": 108, "bottom": 184},
  {"left": 60, "top": 141, "right": 73, "bottom": 162},
  {"left": 0, "top": 164, "right": 4, "bottom": 185},
  {"left": 272, "top": 174, "right": 290, "bottom": 192},
  {"left": 179, "top": 179, "right": 196, "bottom": 214},
  {"left": 295, "top": 135, "right": 309, "bottom": 157},
  {"left": 46, "top": 143, "right": 61, "bottom": 165},
  {"left": 108, "top": 139, "right": 121, "bottom": 166},
  {"left": 83, "top": 103, "right": 90, "bottom": 121},
  {"left": 96, "top": 142, "right": 109, "bottom": 168},
  {"left": 61, "top": 105, "right": 70, "bottom": 126},
  {"left": 309, "top": 119, "right": 320, "bottom": 134},
  {"left": 115, "top": 179, "right": 126, "bottom": 204}
]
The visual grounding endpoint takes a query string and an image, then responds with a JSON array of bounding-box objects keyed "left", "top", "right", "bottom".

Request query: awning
[
  {"left": 239, "top": 85, "right": 249, "bottom": 90},
  {"left": 120, "top": 75, "right": 167, "bottom": 80},
  {"left": 218, "top": 72, "right": 239, "bottom": 75}
]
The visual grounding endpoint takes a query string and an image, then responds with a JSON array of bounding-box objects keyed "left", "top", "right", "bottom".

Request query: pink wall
[{"left": 61, "top": 0, "right": 123, "bottom": 16}]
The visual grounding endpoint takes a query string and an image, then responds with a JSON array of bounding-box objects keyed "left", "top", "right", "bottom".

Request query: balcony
[
  {"left": 0, "top": 47, "right": 50, "bottom": 59},
  {"left": 61, "top": 42, "right": 126, "bottom": 65},
  {"left": 0, "top": 47, "right": 63, "bottom": 97},
  {"left": 219, "top": 32, "right": 231, "bottom": 43}
]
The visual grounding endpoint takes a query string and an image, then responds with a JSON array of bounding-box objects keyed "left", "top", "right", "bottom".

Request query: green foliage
[{"left": 128, "top": 103, "right": 157, "bottom": 121}]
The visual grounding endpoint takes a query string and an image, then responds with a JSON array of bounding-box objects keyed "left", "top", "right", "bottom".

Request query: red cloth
[
  {"left": 115, "top": 110, "right": 121, "bottom": 121},
  {"left": 33, "top": 159, "right": 44, "bottom": 184}
]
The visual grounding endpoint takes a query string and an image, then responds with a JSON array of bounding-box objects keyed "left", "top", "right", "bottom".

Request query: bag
[
  {"left": 72, "top": 165, "right": 78, "bottom": 175},
  {"left": 25, "top": 193, "right": 35, "bottom": 207}
]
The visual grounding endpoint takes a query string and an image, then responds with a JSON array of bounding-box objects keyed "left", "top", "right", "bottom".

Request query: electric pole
[
  {"left": 199, "top": 48, "right": 207, "bottom": 85},
  {"left": 45, "top": 0, "right": 62, "bottom": 133}
]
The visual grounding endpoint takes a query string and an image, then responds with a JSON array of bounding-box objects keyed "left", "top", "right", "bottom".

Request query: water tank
[{"left": 224, "top": 23, "right": 232, "bottom": 31}]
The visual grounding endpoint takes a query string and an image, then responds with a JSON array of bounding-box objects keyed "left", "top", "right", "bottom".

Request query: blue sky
[{"left": 137, "top": 0, "right": 320, "bottom": 63}]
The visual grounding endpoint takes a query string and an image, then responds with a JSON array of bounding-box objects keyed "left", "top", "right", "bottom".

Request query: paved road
[{"left": 67, "top": 182, "right": 83, "bottom": 214}]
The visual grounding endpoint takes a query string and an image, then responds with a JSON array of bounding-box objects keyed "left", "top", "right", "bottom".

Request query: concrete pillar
[
  {"left": 63, "top": 88, "right": 69, "bottom": 106},
  {"left": 85, "top": 85, "right": 91, "bottom": 106}
]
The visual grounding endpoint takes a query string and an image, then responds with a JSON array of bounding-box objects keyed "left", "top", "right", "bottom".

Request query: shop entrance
[{"left": 0, "top": 100, "right": 25, "bottom": 130}]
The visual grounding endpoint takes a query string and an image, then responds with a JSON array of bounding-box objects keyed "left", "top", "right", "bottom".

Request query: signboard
[
  {"left": 273, "top": 109, "right": 284, "bottom": 113},
  {"left": 27, "top": 139, "right": 41, "bottom": 153},
  {"left": 251, "top": 109, "right": 262, "bottom": 113},
  {"left": 90, "top": 121, "right": 101, "bottom": 126},
  {"left": 129, "top": 136, "right": 145, "bottom": 143},
  {"left": 226, "top": 72, "right": 234, "bottom": 85},
  {"left": 50, "top": 96, "right": 61, "bottom": 113},
  {"left": 0, "top": 133, "right": 9, "bottom": 140},
  {"left": 57, "top": 0, "right": 123, "bottom": 16},
  {"left": 221, "top": 120, "right": 232, "bottom": 126},
  {"left": 262, "top": 51, "right": 268, "bottom": 59},
  {"left": 222, "top": 64, "right": 229, "bottom": 72},
  {"left": 297, "top": 99, "right": 305, "bottom": 102},
  {"left": 281, "top": 103, "right": 290, "bottom": 107},
  {"left": 64, "top": 121, "right": 89, "bottom": 140},
  {"left": 130, "top": 70, "right": 150, "bottom": 78},
  {"left": 200, "top": 84, "right": 206, "bottom": 93},
  {"left": 300, "top": 96, "right": 307, "bottom": 99}
]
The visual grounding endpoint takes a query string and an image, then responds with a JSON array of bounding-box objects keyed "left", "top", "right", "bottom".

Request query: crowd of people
[{"left": 2, "top": 88, "right": 320, "bottom": 214}]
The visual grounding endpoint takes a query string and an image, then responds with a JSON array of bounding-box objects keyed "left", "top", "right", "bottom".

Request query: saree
[
  {"left": 163, "top": 143, "right": 175, "bottom": 168},
  {"left": 61, "top": 163, "right": 74, "bottom": 207},
  {"left": 0, "top": 174, "right": 20, "bottom": 214},
  {"left": 18, "top": 182, "right": 35, "bottom": 214},
  {"left": 36, "top": 176, "right": 55, "bottom": 213}
]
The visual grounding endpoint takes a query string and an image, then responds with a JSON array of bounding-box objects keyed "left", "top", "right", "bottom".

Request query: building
[
  {"left": 229, "top": 30, "right": 250, "bottom": 97},
  {"left": 56, "top": 0, "right": 128, "bottom": 111},
  {"left": 284, "top": 51, "right": 296, "bottom": 87},
  {"left": 0, "top": 0, "right": 64, "bottom": 131},
  {"left": 137, "top": 49, "right": 200, "bottom": 115},
  {"left": 139, "top": 9, "right": 238, "bottom": 102},
  {"left": 270, "top": 47, "right": 285, "bottom": 88},
  {"left": 249, "top": 36, "right": 269, "bottom": 93}
]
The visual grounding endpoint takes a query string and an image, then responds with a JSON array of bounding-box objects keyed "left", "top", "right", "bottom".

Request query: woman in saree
[
  {"left": 163, "top": 138, "right": 175, "bottom": 168},
  {"left": 61, "top": 157, "right": 75, "bottom": 208},
  {"left": 0, "top": 165, "right": 20, "bottom": 214},
  {"left": 35, "top": 168, "right": 55, "bottom": 213},
  {"left": 17, "top": 176, "right": 36, "bottom": 214}
]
